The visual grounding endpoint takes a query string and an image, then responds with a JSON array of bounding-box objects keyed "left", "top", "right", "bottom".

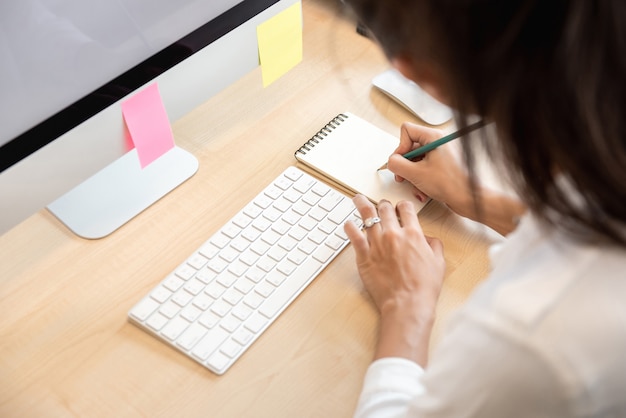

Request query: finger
[
  {"left": 377, "top": 199, "right": 399, "bottom": 230},
  {"left": 396, "top": 200, "right": 419, "bottom": 229},
  {"left": 388, "top": 153, "right": 418, "bottom": 182},
  {"left": 352, "top": 194, "right": 377, "bottom": 221},
  {"left": 351, "top": 194, "right": 382, "bottom": 243},
  {"left": 413, "top": 188, "right": 429, "bottom": 203},
  {"left": 396, "top": 123, "right": 419, "bottom": 154},
  {"left": 399, "top": 122, "right": 444, "bottom": 151},
  {"left": 426, "top": 236, "right": 444, "bottom": 258},
  {"left": 344, "top": 219, "right": 369, "bottom": 258}
]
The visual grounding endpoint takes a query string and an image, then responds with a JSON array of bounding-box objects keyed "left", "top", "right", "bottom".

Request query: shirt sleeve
[
  {"left": 353, "top": 357, "right": 426, "bottom": 418},
  {"left": 353, "top": 312, "right": 570, "bottom": 418}
]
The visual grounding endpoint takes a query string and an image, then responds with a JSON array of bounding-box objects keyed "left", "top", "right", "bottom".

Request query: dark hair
[{"left": 346, "top": 0, "right": 626, "bottom": 245}]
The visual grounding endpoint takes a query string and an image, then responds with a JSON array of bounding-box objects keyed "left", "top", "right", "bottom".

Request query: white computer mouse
[{"left": 372, "top": 69, "right": 453, "bottom": 126}]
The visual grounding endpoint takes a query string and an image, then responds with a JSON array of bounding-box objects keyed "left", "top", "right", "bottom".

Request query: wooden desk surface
[{"left": 0, "top": 1, "right": 503, "bottom": 416}]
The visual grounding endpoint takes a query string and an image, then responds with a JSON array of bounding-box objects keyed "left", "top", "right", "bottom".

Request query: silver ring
[{"left": 363, "top": 216, "right": 381, "bottom": 229}]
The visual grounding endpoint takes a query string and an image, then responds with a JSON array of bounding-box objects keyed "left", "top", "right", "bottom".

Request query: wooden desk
[{"left": 0, "top": 1, "right": 503, "bottom": 416}]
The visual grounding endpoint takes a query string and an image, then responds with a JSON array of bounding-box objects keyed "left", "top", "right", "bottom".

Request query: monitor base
[{"left": 48, "top": 146, "right": 198, "bottom": 239}]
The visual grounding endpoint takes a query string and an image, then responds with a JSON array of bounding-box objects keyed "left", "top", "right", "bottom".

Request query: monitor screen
[{"left": 0, "top": 0, "right": 295, "bottom": 236}]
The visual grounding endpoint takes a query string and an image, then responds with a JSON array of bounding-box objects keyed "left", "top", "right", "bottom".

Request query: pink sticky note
[{"left": 121, "top": 83, "right": 175, "bottom": 168}]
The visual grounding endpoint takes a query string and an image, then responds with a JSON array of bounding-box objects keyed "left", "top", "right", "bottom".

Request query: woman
[{"left": 343, "top": 1, "right": 626, "bottom": 416}]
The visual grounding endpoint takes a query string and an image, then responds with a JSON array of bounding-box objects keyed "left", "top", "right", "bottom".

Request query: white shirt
[{"left": 354, "top": 214, "right": 626, "bottom": 417}]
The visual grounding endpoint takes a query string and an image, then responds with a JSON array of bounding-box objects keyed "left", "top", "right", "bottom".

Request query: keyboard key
[
  {"left": 258, "top": 257, "right": 323, "bottom": 319},
  {"left": 223, "top": 288, "right": 244, "bottom": 306},
  {"left": 210, "top": 300, "right": 232, "bottom": 317},
  {"left": 255, "top": 281, "right": 275, "bottom": 298},
  {"left": 243, "top": 292, "right": 264, "bottom": 309},
  {"left": 187, "top": 253, "right": 209, "bottom": 270},
  {"left": 313, "top": 246, "right": 335, "bottom": 263},
  {"left": 312, "top": 182, "right": 330, "bottom": 197},
  {"left": 298, "top": 216, "right": 317, "bottom": 231},
  {"left": 192, "top": 327, "right": 229, "bottom": 360},
  {"left": 326, "top": 235, "right": 347, "bottom": 251},
  {"left": 254, "top": 195, "right": 272, "bottom": 209},
  {"left": 232, "top": 304, "right": 253, "bottom": 321},
  {"left": 151, "top": 286, "right": 172, "bottom": 304},
  {"left": 293, "top": 176, "right": 316, "bottom": 194},
  {"left": 184, "top": 278, "right": 205, "bottom": 295},
  {"left": 274, "top": 176, "right": 293, "bottom": 190},
  {"left": 159, "top": 300, "right": 181, "bottom": 319},
  {"left": 232, "top": 213, "right": 253, "bottom": 229},
  {"left": 245, "top": 266, "right": 266, "bottom": 283},
  {"left": 198, "top": 311, "right": 220, "bottom": 329},
  {"left": 207, "top": 351, "right": 231, "bottom": 371},
  {"left": 199, "top": 243, "right": 220, "bottom": 259},
  {"left": 235, "top": 277, "right": 255, "bottom": 295},
  {"left": 297, "top": 240, "right": 316, "bottom": 255},
  {"left": 163, "top": 275, "right": 184, "bottom": 292},
  {"left": 327, "top": 198, "right": 356, "bottom": 224},
  {"left": 192, "top": 293, "right": 214, "bottom": 311},
  {"left": 318, "top": 219, "right": 337, "bottom": 235},
  {"left": 176, "top": 264, "right": 198, "bottom": 280},
  {"left": 207, "top": 257, "right": 228, "bottom": 274},
  {"left": 211, "top": 233, "right": 230, "bottom": 249},
  {"left": 283, "top": 167, "right": 302, "bottom": 181},
  {"left": 283, "top": 189, "right": 302, "bottom": 203},
  {"left": 205, "top": 281, "right": 227, "bottom": 299},
  {"left": 288, "top": 225, "right": 308, "bottom": 241},
  {"left": 146, "top": 312, "right": 169, "bottom": 331},
  {"left": 292, "top": 201, "right": 311, "bottom": 216},
  {"left": 220, "top": 339, "right": 244, "bottom": 358},
  {"left": 243, "top": 204, "right": 262, "bottom": 219},
  {"left": 180, "top": 305, "right": 202, "bottom": 322},
  {"left": 222, "top": 224, "right": 241, "bottom": 239},
  {"left": 287, "top": 249, "right": 308, "bottom": 265},
  {"left": 219, "top": 247, "right": 239, "bottom": 263},
  {"left": 264, "top": 186, "right": 283, "bottom": 200},
  {"left": 308, "top": 229, "right": 328, "bottom": 245},
  {"left": 302, "top": 191, "right": 321, "bottom": 206},
  {"left": 172, "top": 290, "right": 193, "bottom": 307},
  {"left": 244, "top": 313, "right": 268, "bottom": 333},
  {"left": 220, "top": 314, "right": 242, "bottom": 333},
  {"left": 176, "top": 323, "right": 208, "bottom": 351},
  {"left": 161, "top": 316, "right": 191, "bottom": 341},
  {"left": 232, "top": 328, "right": 254, "bottom": 345},
  {"left": 319, "top": 191, "right": 343, "bottom": 212}
]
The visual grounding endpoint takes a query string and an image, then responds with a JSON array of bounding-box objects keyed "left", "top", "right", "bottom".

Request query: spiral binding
[{"left": 294, "top": 113, "right": 348, "bottom": 156}]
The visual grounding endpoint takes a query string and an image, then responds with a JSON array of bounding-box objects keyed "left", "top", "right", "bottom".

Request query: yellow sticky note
[{"left": 257, "top": 2, "right": 303, "bottom": 87}]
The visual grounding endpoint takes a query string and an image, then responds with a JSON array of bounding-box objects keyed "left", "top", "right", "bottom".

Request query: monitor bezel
[{"left": 0, "top": 0, "right": 280, "bottom": 172}]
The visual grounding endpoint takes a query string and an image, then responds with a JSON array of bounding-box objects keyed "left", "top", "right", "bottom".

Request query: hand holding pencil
[
  {"left": 380, "top": 120, "right": 484, "bottom": 206},
  {"left": 377, "top": 120, "right": 485, "bottom": 171}
]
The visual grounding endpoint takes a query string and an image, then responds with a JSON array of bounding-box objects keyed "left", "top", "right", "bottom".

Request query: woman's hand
[
  {"left": 344, "top": 195, "right": 445, "bottom": 365},
  {"left": 388, "top": 122, "right": 475, "bottom": 218},
  {"left": 388, "top": 122, "right": 527, "bottom": 235}
]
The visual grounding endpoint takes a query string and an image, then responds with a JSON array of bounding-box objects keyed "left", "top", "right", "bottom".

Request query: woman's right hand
[{"left": 387, "top": 122, "right": 475, "bottom": 218}]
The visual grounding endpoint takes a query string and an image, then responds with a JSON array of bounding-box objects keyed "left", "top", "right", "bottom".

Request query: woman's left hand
[{"left": 344, "top": 194, "right": 446, "bottom": 364}]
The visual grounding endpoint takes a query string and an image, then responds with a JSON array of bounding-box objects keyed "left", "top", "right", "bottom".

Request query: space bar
[{"left": 259, "top": 257, "right": 324, "bottom": 319}]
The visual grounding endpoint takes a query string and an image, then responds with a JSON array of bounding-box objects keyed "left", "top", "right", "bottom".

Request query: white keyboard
[{"left": 128, "top": 166, "right": 360, "bottom": 374}]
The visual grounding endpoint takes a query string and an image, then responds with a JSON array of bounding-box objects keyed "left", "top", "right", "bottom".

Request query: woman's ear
[{"left": 391, "top": 56, "right": 450, "bottom": 106}]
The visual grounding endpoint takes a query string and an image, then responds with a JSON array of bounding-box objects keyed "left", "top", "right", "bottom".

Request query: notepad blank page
[{"left": 296, "top": 113, "right": 427, "bottom": 210}]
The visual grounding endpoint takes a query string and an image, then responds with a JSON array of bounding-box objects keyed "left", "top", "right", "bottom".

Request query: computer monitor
[{"left": 0, "top": 0, "right": 298, "bottom": 238}]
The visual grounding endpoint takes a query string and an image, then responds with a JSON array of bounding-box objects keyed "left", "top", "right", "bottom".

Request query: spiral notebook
[{"left": 294, "top": 112, "right": 428, "bottom": 211}]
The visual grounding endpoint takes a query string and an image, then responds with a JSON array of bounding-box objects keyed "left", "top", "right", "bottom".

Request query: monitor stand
[{"left": 47, "top": 146, "right": 198, "bottom": 239}]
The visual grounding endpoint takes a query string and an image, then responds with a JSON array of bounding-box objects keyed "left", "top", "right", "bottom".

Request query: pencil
[{"left": 377, "top": 120, "right": 485, "bottom": 171}]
